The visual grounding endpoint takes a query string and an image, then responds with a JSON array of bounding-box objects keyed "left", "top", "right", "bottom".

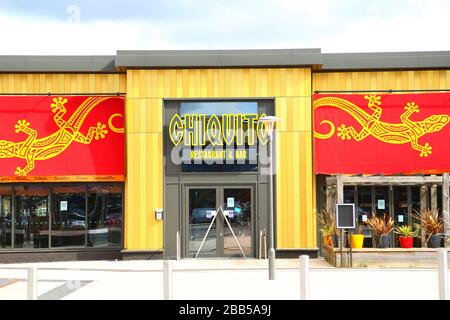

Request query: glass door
[
  {"left": 188, "top": 188, "right": 218, "bottom": 257},
  {"left": 186, "top": 186, "right": 253, "bottom": 258},
  {"left": 222, "top": 188, "right": 252, "bottom": 257}
]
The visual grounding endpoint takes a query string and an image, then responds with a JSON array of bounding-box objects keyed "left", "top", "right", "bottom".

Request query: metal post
[
  {"left": 259, "top": 230, "right": 263, "bottom": 259},
  {"left": 268, "top": 133, "right": 276, "bottom": 280},
  {"left": 443, "top": 173, "right": 449, "bottom": 248},
  {"left": 438, "top": 249, "right": 448, "bottom": 300},
  {"left": 263, "top": 229, "right": 267, "bottom": 260},
  {"left": 337, "top": 174, "right": 344, "bottom": 268},
  {"left": 340, "top": 229, "right": 344, "bottom": 268},
  {"left": 163, "top": 260, "right": 173, "bottom": 300},
  {"left": 176, "top": 230, "right": 181, "bottom": 260},
  {"left": 27, "top": 267, "right": 38, "bottom": 300},
  {"left": 299, "top": 255, "right": 310, "bottom": 300},
  {"left": 420, "top": 185, "right": 427, "bottom": 247},
  {"left": 348, "top": 229, "right": 352, "bottom": 268}
]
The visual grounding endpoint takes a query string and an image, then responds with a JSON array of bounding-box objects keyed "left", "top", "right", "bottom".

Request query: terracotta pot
[{"left": 399, "top": 236, "right": 413, "bottom": 248}]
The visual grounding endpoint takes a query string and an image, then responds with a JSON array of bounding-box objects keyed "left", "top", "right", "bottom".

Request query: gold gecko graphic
[
  {"left": 0, "top": 96, "right": 124, "bottom": 176},
  {"left": 314, "top": 95, "right": 450, "bottom": 157}
]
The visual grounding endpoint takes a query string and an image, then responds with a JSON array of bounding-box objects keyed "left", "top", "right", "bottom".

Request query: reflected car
[
  {"left": 106, "top": 211, "right": 122, "bottom": 226},
  {"left": 65, "top": 209, "right": 87, "bottom": 229},
  {"left": 191, "top": 208, "right": 216, "bottom": 223}
]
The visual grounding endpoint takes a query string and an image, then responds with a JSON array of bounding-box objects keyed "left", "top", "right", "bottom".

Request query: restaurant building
[{"left": 0, "top": 49, "right": 449, "bottom": 262}]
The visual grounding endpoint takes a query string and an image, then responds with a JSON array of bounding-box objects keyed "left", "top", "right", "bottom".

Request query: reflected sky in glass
[{"left": 181, "top": 101, "right": 257, "bottom": 116}]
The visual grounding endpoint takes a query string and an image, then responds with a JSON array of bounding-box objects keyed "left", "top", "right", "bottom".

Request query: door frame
[{"left": 183, "top": 184, "right": 255, "bottom": 258}]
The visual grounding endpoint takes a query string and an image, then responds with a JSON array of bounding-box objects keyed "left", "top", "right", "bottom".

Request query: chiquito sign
[{"left": 169, "top": 113, "right": 271, "bottom": 164}]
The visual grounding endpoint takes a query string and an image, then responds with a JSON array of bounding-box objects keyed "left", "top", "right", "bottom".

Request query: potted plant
[
  {"left": 317, "top": 209, "right": 338, "bottom": 247},
  {"left": 413, "top": 209, "right": 443, "bottom": 248},
  {"left": 394, "top": 225, "right": 417, "bottom": 248},
  {"left": 366, "top": 213, "right": 394, "bottom": 248},
  {"left": 349, "top": 224, "right": 365, "bottom": 249}
]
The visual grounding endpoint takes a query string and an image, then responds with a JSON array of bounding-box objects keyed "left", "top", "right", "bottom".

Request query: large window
[
  {"left": 179, "top": 101, "right": 264, "bottom": 173},
  {"left": 15, "top": 186, "right": 49, "bottom": 249},
  {"left": 0, "top": 186, "right": 12, "bottom": 249},
  {"left": 52, "top": 186, "right": 86, "bottom": 247},
  {"left": 88, "top": 186, "right": 123, "bottom": 247},
  {"left": 0, "top": 183, "right": 123, "bottom": 250}
]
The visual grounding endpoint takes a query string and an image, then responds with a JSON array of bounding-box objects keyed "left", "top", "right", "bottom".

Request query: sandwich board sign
[{"left": 336, "top": 203, "right": 355, "bottom": 229}]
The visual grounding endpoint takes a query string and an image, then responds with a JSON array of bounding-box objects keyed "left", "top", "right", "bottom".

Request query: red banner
[
  {"left": 0, "top": 96, "right": 124, "bottom": 182},
  {"left": 313, "top": 93, "right": 450, "bottom": 175}
]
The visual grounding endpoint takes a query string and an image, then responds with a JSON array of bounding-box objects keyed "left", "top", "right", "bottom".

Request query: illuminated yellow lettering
[
  {"left": 169, "top": 114, "right": 184, "bottom": 146},
  {"left": 206, "top": 114, "right": 223, "bottom": 146},
  {"left": 184, "top": 115, "right": 198, "bottom": 146},
  {"left": 235, "top": 114, "right": 244, "bottom": 146},
  {"left": 169, "top": 113, "right": 271, "bottom": 146},
  {"left": 222, "top": 114, "right": 235, "bottom": 145},
  {"left": 257, "top": 113, "right": 268, "bottom": 145},
  {"left": 243, "top": 114, "right": 258, "bottom": 146}
]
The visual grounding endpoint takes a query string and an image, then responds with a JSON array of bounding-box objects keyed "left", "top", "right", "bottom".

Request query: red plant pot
[{"left": 399, "top": 236, "right": 413, "bottom": 248}]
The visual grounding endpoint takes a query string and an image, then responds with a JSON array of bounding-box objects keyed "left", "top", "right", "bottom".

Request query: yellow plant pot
[{"left": 350, "top": 234, "right": 364, "bottom": 248}]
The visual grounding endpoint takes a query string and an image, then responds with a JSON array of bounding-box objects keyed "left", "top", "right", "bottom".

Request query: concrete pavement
[{"left": 0, "top": 258, "right": 444, "bottom": 300}]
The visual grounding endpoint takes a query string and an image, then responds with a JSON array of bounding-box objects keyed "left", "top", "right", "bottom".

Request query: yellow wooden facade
[
  {"left": 5, "top": 68, "right": 449, "bottom": 254},
  {"left": 125, "top": 68, "right": 316, "bottom": 250},
  {"left": 313, "top": 70, "right": 450, "bottom": 92},
  {"left": 0, "top": 73, "right": 126, "bottom": 94}
]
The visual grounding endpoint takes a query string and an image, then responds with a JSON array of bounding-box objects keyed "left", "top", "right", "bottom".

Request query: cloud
[
  {"left": 0, "top": 12, "right": 171, "bottom": 54},
  {"left": 0, "top": 0, "right": 449, "bottom": 54},
  {"left": 303, "top": 0, "right": 450, "bottom": 52}
]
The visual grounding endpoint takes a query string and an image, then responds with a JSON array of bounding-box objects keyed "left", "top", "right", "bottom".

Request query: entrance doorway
[{"left": 186, "top": 186, "right": 253, "bottom": 258}]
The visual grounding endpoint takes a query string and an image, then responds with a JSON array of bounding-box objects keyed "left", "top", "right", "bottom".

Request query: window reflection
[
  {"left": 393, "top": 187, "right": 408, "bottom": 225},
  {"left": 51, "top": 186, "right": 86, "bottom": 247},
  {"left": 0, "top": 186, "right": 12, "bottom": 249},
  {"left": 0, "top": 184, "right": 123, "bottom": 251},
  {"left": 15, "top": 186, "right": 49, "bottom": 248},
  {"left": 180, "top": 101, "right": 257, "bottom": 116},
  {"left": 180, "top": 101, "right": 261, "bottom": 173},
  {"left": 88, "top": 186, "right": 122, "bottom": 247}
]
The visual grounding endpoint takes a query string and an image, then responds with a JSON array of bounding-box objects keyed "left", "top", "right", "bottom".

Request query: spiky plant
[
  {"left": 394, "top": 225, "right": 417, "bottom": 238},
  {"left": 413, "top": 209, "right": 443, "bottom": 242},
  {"left": 317, "top": 209, "right": 337, "bottom": 236},
  {"left": 366, "top": 213, "right": 394, "bottom": 236}
]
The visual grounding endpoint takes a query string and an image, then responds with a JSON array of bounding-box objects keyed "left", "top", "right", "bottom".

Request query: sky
[{"left": 0, "top": 0, "right": 450, "bottom": 54}]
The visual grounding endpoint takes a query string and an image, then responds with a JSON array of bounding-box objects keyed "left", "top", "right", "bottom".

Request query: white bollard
[
  {"left": 268, "top": 248, "right": 276, "bottom": 280},
  {"left": 176, "top": 231, "right": 181, "bottom": 261},
  {"left": 163, "top": 260, "right": 173, "bottom": 300},
  {"left": 27, "top": 267, "right": 38, "bottom": 300},
  {"left": 438, "top": 249, "right": 448, "bottom": 300},
  {"left": 299, "top": 255, "right": 310, "bottom": 300}
]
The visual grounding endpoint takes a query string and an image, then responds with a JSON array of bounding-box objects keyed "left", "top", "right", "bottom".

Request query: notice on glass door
[
  {"left": 227, "top": 197, "right": 235, "bottom": 208},
  {"left": 60, "top": 201, "right": 68, "bottom": 211},
  {"left": 377, "top": 199, "right": 385, "bottom": 210},
  {"left": 206, "top": 210, "right": 217, "bottom": 219}
]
